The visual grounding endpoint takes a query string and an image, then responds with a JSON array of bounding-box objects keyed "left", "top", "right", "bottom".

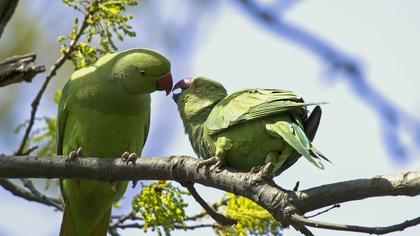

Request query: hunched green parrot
[
  {"left": 57, "top": 48, "right": 172, "bottom": 236},
  {"left": 173, "top": 77, "right": 329, "bottom": 176}
]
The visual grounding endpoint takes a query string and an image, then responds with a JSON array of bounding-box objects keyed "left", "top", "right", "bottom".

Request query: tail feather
[
  {"left": 59, "top": 204, "right": 76, "bottom": 236},
  {"left": 89, "top": 208, "right": 111, "bottom": 236},
  {"left": 60, "top": 205, "right": 111, "bottom": 236},
  {"left": 276, "top": 106, "right": 323, "bottom": 174},
  {"left": 265, "top": 114, "right": 328, "bottom": 169},
  {"left": 310, "top": 145, "right": 331, "bottom": 163}
]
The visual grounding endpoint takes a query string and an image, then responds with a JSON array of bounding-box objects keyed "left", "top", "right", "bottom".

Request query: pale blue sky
[{"left": 1, "top": 1, "right": 420, "bottom": 236}]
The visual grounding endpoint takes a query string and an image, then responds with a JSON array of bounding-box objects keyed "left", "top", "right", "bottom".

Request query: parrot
[
  {"left": 57, "top": 48, "right": 172, "bottom": 236},
  {"left": 172, "top": 76, "right": 329, "bottom": 176}
]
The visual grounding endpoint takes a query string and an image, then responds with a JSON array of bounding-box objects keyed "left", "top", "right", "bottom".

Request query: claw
[
  {"left": 76, "top": 147, "right": 83, "bottom": 157},
  {"left": 121, "top": 151, "right": 130, "bottom": 162},
  {"left": 196, "top": 156, "right": 225, "bottom": 172},
  {"left": 120, "top": 152, "right": 138, "bottom": 165},
  {"left": 127, "top": 153, "right": 137, "bottom": 165},
  {"left": 66, "top": 147, "right": 83, "bottom": 164},
  {"left": 250, "top": 165, "right": 263, "bottom": 174},
  {"left": 257, "top": 162, "right": 274, "bottom": 180}
]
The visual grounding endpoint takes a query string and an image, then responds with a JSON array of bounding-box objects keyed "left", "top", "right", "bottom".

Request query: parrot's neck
[{"left": 183, "top": 106, "right": 215, "bottom": 158}]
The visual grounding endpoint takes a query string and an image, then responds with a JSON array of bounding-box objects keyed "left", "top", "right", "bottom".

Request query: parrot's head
[
  {"left": 110, "top": 48, "right": 172, "bottom": 95},
  {"left": 172, "top": 76, "right": 227, "bottom": 121}
]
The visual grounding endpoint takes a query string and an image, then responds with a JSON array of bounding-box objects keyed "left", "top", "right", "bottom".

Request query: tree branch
[
  {"left": 0, "top": 154, "right": 419, "bottom": 234},
  {"left": 0, "top": 53, "right": 45, "bottom": 87},
  {"left": 291, "top": 213, "right": 420, "bottom": 235},
  {"left": 115, "top": 222, "right": 217, "bottom": 230},
  {"left": 294, "top": 171, "right": 420, "bottom": 212},
  {"left": 0, "top": 0, "right": 18, "bottom": 38},
  {"left": 0, "top": 179, "right": 63, "bottom": 211},
  {"left": 14, "top": 12, "right": 89, "bottom": 156},
  {"left": 181, "top": 182, "right": 236, "bottom": 226}
]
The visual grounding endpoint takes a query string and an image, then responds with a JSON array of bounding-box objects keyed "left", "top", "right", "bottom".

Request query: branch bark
[
  {"left": 0, "top": 154, "right": 419, "bottom": 235},
  {"left": 0, "top": 53, "right": 45, "bottom": 87}
]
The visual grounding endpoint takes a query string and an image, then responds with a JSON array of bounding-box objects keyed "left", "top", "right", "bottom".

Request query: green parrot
[
  {"left": 172, "top": 77, "right": 329, "bottom": 176},
  {"left": 57, "top": 48, "right": 172, "bottom": 236}
]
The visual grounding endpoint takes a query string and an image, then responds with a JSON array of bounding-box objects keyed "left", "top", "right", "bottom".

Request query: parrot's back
[{"left": 200, "top": 88, "right": 326, "bottom": 173}]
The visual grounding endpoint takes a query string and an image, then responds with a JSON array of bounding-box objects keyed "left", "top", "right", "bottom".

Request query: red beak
[
  {"left": 172, "top": 77, "right": 194, "bottom": 102},
  {"left": 156, "top": 72, "right": 173, "bottom": 95},
  {"left": 173, "top": 77, "right": 194, "bottom": 91}
]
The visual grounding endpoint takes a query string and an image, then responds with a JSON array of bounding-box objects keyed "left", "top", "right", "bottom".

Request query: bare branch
[
  {"left": 0, "top": 53, "right": 45, "bottom": 87},
  {"left": 306, "top": 204, "right": 340, "bottom": 218},
  {"left": 0, "top": 179, "right": 63, "bottom": 211},
  {"left": 181, "top": 182, "right": 236, "bottom": 226},
  {"left": 14, "top": 12, "right": 89, "bottom": 156},
  {"left": 0, "top": 154, "right": 419, "bottom": 234},
  {"left": 0, "top": 0, "right": 18, "bottom": 38},
  {"left": 295, "top": 172, "right": 420, "bottom": 212},
  {"left": 116, "top": 222, "right": 217, "bottom": 230},
  {"left": 109, "top": 211, "right": 137, "bottom": 229},
  {"left": 291, "top": 214, "right": 420, "bottom": 235}
]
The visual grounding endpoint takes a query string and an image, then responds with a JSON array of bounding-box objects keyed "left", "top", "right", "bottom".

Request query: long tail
[
  {"left": 59, "top": 204, "right": 76, "bottom": 236},
  {"left": 59, "top": 205, "right": 111, "bottom": 236},
  {"left": 265, "top": 112, "right": 329, "bottom": 170}
]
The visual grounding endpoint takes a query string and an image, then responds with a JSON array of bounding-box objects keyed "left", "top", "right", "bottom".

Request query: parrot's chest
[{"left": 63, "top": 106, "right": 148, "bottom": 157}]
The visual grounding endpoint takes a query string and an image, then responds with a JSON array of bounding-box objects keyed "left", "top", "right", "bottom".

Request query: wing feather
[{"left": 206, "top": 89, "right": 324, "bottom": 135}]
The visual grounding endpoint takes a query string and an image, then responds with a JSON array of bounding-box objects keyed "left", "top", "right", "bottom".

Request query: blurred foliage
[
  {"left": 132, "top": 181, "right": 190, "bottom": 235},
  {"left": 217, "top": 193, "right": 283, "bottom": 236},
  {"left": 58, "top": 0, "right": 137, "bottom": 69},
  {"left": 0, "top": 4, "right": 41, "bottom": 147},
  {"left": 13, "top": 90, "right": 61, "bottom": 157},
  {"left": 31, "top": 117, "right": 57, "bottom": 156}
]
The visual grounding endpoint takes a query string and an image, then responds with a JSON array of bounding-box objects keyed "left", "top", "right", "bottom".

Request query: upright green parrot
[
  {"left": 173, "top": 77, "right": 329, "bottom": 176},
  {"left": 57, "top": 48, "right": 172, "bottom": 236}
]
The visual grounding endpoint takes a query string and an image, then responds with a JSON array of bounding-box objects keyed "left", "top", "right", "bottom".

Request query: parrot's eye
[
  {"left": 139, "top": 70, "right": 146, "bottom": 76},
  {"left": 195, "top": 87, "right": 203, "bottom": 93}
]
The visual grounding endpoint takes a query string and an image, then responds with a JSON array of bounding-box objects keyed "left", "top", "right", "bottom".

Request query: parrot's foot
[
  {"left": 196, "top": 155, "right": 225, "bottom": 172},
  {"left": 65, "top": 147, "right": 83, "bottom": 163},
  {"left": 253, "top": 162, "right": 274, "bottom": 180},
  {"left": 121, "top": 152, "right": 138, "bottom": 165}
]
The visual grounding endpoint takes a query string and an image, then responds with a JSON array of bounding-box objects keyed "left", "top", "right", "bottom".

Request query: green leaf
[{"left": 216, "top": 194, "right": 283, "bottom": 236}]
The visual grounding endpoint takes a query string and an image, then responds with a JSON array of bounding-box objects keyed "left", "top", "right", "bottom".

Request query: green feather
[
  {"left": 58, "top": 48, "right": 171, "bottom": 236},
  {"left": 175, "top": 77, "right": 328, "bottom": 174}
]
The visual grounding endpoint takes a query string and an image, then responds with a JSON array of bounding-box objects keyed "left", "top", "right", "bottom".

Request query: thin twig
[
  {"left": 14, "top": 13, "right": 89, "bottom": 156},
  {"left": 291, "top": 214, "right": 420, "bottom": 235},
  {"left": 116, "top": 222, "right": 217, "bottom": 230},
  {"left": 109, "top": 199, "right": 228, "bottom": 232},
  {"left": 306, "top": 204, "right": 340, "bottom": 218},
  {"left": 182, "top": 182, "right": 237, "bottom": 226},
  {"left": 0, "top": 179, "right": 63, "bottom": 211},
  {"left": 109, "top": 211, "right": 137, "bottom": 228},
  {"left": 22, "top": 145, "right": 39, "bottom": 155},
  {"left": 292, "top": 224, "right": 314, "bottom": 236},
  {"left": 186, "top": 196, "right": 229, "bottom": 222},
  {"left": 8, "top": 13, "right": 91, "bottom": 206}
]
